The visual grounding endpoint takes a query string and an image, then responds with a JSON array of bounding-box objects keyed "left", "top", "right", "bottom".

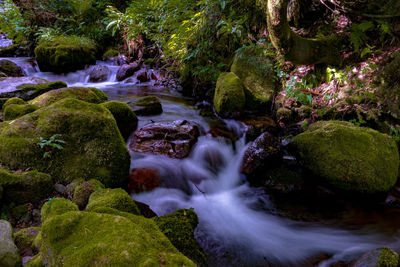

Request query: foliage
[
  {"left": 38, "top": 134, "right": 66, "bottom": 159},
  {"left": 278, "top": 71, "right": 317, "bottom": 106},
  {"left": 0, "top": 0, "right": 27, "bottom": 44}
]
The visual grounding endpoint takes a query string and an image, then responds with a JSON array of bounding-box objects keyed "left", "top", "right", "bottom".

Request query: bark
[{"left": 266, "top": 0, "right": 342, "bottom": 65}]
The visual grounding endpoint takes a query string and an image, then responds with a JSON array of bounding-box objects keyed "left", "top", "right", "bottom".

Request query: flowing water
[{"left": 3, "top": 57, "right": 400, "bottom": 266}]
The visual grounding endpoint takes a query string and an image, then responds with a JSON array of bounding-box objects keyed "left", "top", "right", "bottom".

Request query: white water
[{"left": 4, "top": 57, "right": 400, "bottom": 266}]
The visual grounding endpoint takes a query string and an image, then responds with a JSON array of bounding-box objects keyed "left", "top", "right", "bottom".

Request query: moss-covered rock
[
  {"left": 40, "top": 211, "right": 195, "bottom": 266},
  {"left": 294, "top": 121, "right": 399, "bottom": 193},
  {"left": 0, "top": 98, "right": 130, "bottom": 187},
  {"left": 72, "top": 179, "right": 105, "bottom": 210},
  {"left": 128, "top": 95, "right": 163, "bottom": 116},
  {"left": 102, "top": 49, "right": 119, "bottom": 60},
  {"left": 353, "top": 247, "right": 399, "bottom": 267},
  {"left": 0, "top": 220, "right": 21, "bottom": 267},
  {"left": 100, "top": 101, "right": 138, "bottom": 139},
  {"left": 3, "top": 103, "right": 38, "bottom": 121},
  {"left": 0, "top": 81, "right": 67, "bottom": 101},
  {"left": 34, "top": 36, "right": 96, "bottom": 73},
  {"left": 3, "top": 97, "right": 25, "bottom": 110},
  {"left": 29, "top": 87, "right": 107, "bottom": 108},
  {"left": 13, "top": 227, "right": 41, "bottom": 253},
  {"left": 86, "top": 188, "right": 140, "bottom": 215},
  {"left": 41, "top": 198, "right": 79, "bottom": 223},
  {"left": 231, "top": 46, "right": 277, "bottom": 109},
  {"left": 25, "top": 254, "right": 44, "bottom": 267},
  {"left": 214, "top": 72, "right": 246, "bottom": 118},
  {"left": 154, "top": 209, "right": 206, "bottom": 265},
  {"left": 0, "top": 168, "right": 53, "bottom": 205},
  {"left": 0, "top": 59, "right": 24, "bottom": 77}
]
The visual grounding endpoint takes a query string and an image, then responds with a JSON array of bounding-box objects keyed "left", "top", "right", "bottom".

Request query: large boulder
[
  {"left": 0, "top": 220, "right": 21, "bottom": 267},
  {"left": 0, "top": 168, "right": 53, "bottom": 205},
  {"left": 39, "top": 211, "right": 195, "bottom": 266},
  {"left": 34, "top": 37, "right": 96, "bottom": 73},
  {"left": 353, "top": 247, "right": 399, "bottom": 267},
  {"left": 29, "top": 87, "right": 107, "bottom": 108},
  {"left": 0, "top": 98, "right": 130, "bottom": 188},
  {"left": 100, "top": 101, "right": 138, "bottom": 139},
  {"left": 128, "top": 95, "right": 163, "bottom": 116},
  {"left": 129, "top": 120, "right": 200, "bottom": 159},
  {"left": 231, "top": 46, "right": 277, "bottom": 108},
  {"left": 0, "top": 60, "right": 24, "bottom": 77},
  {"left": 214, "top": 72, "right": 246, "bottom": 118},
  {"left": 88, "top": 65, "right": 111, "bottom": 83},
  {"left": 116, "top": 62, "right": 140, "bottom": 81},
  {"left": 294, "top": 121, "right": 399, "bottom": 193},
  {"left": 0, "top": 81, "right": 67, "bottom": 101}
]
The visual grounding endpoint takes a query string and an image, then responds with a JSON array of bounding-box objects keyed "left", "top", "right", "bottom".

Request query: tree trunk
[{"left": 266, "top": 0, "right": 341, "bottom": 65}]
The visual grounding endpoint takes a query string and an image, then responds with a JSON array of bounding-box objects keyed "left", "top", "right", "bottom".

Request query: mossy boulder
[
  {"left": 0, "top": 98, "right": 130, "bottom": 188},
  {"left": 0, "top": 168, "right": 53, "bottom": 205},
  {"left": 128, "top": 95, "right": 163, "bottom": 116},
  {"left": 214, "top": 72, "right": 246, "bottom": 118},
  {"left": 154, "top": 209, "right": 206, "bottom": 265},
  {"left": 34, "top": 37, "right": 96, "bottom": 73},
  {"left": 41, "top": 198, "right": 79, "bottom": 223},
  {"left": 86, "top": 188, "right": 140, "bottom": 215},
  {"left": 0, "top": 220, "right": 21, "bottom": 267},
  {"left": 0, "top": 59, "right": 24, "bottom": 77},
  {"left": 13, "top": 227, "right": 41, "bottom": 255},
  {"left": 72, "top": 179, "right": 105, "bottom": 209},
  {"left": 231, "top": 46, "right": 277, "bottom": 109},
  {"left": 40, "top": 211, "right": 195, "bottom": 266},
  {"left": 100, "top": 101, "right": 138, "bottom": 139},
  {"left": 353, "top": 247, "right": 399, "bottom": 267},
  {"left": 102, "top": 49, "right": 119, "bottom": 60},
  {"left": 3, "top": 97, "right": 25, "bottom": 109},
  {"left": 3, "top": 103, "right": 39, "bottom": 121},
  {"left": 29, "top": 87, "right": 107, "bottom": 108},
  {"left": 0, "top": 81, "right": 67, "bottom": 101},
  {"left": 294, "top": 121, "right": 399, "bottom": 193}
]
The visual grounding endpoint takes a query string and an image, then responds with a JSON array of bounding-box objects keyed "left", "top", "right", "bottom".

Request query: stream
[{"left": 3, "top": 57, "right": 400, "bottom": 266}]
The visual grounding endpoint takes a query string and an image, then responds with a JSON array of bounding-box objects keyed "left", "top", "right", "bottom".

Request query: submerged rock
[
  {"left": 0, "top": 98, "right": 130, "bottom": 188},
  {"left": 0, "top": 220, "right": 21, "bottom": 267},
  {"left": 0, "top": 60, "right": 25, "bottom": 77},
  {"left": 116, "top": 62, "right": 140, "bottom": 81},
  {"left": 214, "top": 72, "right": 246, "bottom": 118},
  {"left": 294, "top": 121, "right": 399, "bottom": 193},
  {"left": 128, "top": 168, "right": 161, "bottom": 193},
  {"left": 128, "top": 95, "right": 163, "bottom": 116},
  {"left": 88, "top": 65, "right": 111, "bottom": 83},
  {"left": 353, "top": 247, "right": 399, "bottom": 267},
  {"left": 0, "top": 81, "right": 67, "bottom": 101},
  {"left": 130, "top": 120, "right": 200, "bottom": 159},
  {"left": 100, "top": 101, "right": 138, "bottom": 139}
]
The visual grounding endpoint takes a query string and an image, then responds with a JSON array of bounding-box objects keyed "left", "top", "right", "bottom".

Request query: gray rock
[
  {"left": 88, "top": 65, "right": 111, "bottom": 83},
  {"left": 116, "top": 62, "right": 141, "bottom": 81},
  {"left": 55, "top": 183, "right": 67, "bottom": 194},
  {"left": 0, "top": 220, "right": 21, "bottom": 267}
]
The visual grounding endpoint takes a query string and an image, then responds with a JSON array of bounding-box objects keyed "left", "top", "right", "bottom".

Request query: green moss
[
  {"left": 154, "top": 209, "right": 206, "bottom": 265},
  {"left": 0, "top": 98, "right": 130, "bottom": 188},
  {"left": 34, "top": 36, "right": 96, "bottom": 73},
  {"left": 72, "top": 179, "right": 105, "bottom": 209},
  {"left": 102, "top": 49, "right": 119, "bottom": 59},
  {"left": 13, "top": 227, "right": 41, "bottom": 249},
  {"left": 379, "top": 247, "right": 399, "bottom": 266},
  {"left": 6, "top": 81, "right": 68, "bottom": 101},
  {"left": 29, "top": 87, "right": 107, "bottom": 108},
  {"left": 0, "top": 168, "right": 53, "bottom": 205},
  {"left": 86, "top": 188, "right": 140, "bottom": 215},
  {"left": 3, "top": 97, "right": 25, "bottom": 110},
  {"left": 128, "top": 96, "right": 163, "bottom": 116},
  {"left": 40, "top": 211, "right": 195, "bottom": 266},
  {"left": 0, "top": 60, "right": 24, "bottom": 77},
  {"left": 214, "top": 72, "right": 246, "bottom": 118},
  {"left": 41, "top": 198, "right": 79, "bottom": 223},
  {"left": 25, "top": 254, "right": 44, "bottom": 267},
  {"left": 276, "top": 108, "right": 292, "bottom": 122},
  {"left": 100, "top": 101, "right": 138, "bottom": 139},
  {"left": 231, "top": 46, "right": 277, "bottom": 109},
  {"left": 294, "top": 121, "right": 399, "bottom": 193},
  {"left": 3, "top": 104, "right": 38, "bottom": 121}
]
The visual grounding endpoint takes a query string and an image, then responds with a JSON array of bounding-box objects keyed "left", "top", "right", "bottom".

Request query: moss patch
[
  {"left": 294, "top": 121, "right": 399, "bottom": 193},
  {"left": 3, "top": 104, "right": 38, "bottom": 121},
  {"left": 102, "top": 49, "right": 119, "bottom": 59},
  {"left": 41, "top": 198, "right": 79, "bottom": 223},
  {"left": 128, "top": 96, "right": 163, "bottom": 116},
  {"left": 13, "top": 227, "right": 41, "bottom": 250},
  {"left": 40, "top": 211, "right": 195, "bottom": 266},
  {"left": 3, "top": 97, "right": 25, "bottom": 110},
  {"left": 100, "top": 101, "right": 138, "bottom": 139},
  {"left": 72, "top": 179, "right": 105, "bottom": 210},
  {"left": 214, "top": 72, "right": 246, "bottom": 118},
  {"left": 86, "top": 188, "right": 140, "bottom": 215}
]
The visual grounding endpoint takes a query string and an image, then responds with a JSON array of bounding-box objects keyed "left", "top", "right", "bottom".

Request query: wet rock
[
  {"left": 150, "top": 71, "right": 158, "bottom": 81},
  {"left": 128, "top": 168, "right": 161, "bottom": 193},
  {"left": 130, "top": 120, "right": 199, "bottom": 159},
  {"left": 0, "top": 80, "right": 67, "bottom": 101},
  {"left": 54, "top": 183, "right": 66, "bottom": 194},
  {"left": 136, "top": 70, "right": 150, "bottom": 82},
  {"left": 88, "top": 65, "right": 111, "bottom": 82},
  {"left": 0, "top": 220, "right": 22, "bottom": 267},
  {"left": 263, "top": 168, "right": 305, "bottom": 194},
  {"left": 240, "top": 115, "right": 278, "bottom": 141},
  {"left": 208, "top": 126, "right": 237, "bottom": 142},
  {"left": 100, "top": 101, "right": 138, "bottom": 139},
  {"left": 0, "top": 77, "right": 48, "bottom": 96},
  {"left": 115, "top": 54, "right": 128, "bottom": 66},
  {"left": 0, "top": 59, "right": 25, "bottom": 77},
  {"left": 134, "top": 201, "right": 157, "bottom": 218},
  {"left": 241, "top": 132, "right": 281, "bottom": 177},
  {"left": 128, "top": 95, "right": 163, "bottom": 116},
  {"left": 116, "top": 62, "right": 140, "bottom": 81},
  {"left": 353, "top": 247, "right": 399, "bottom": 267}
]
